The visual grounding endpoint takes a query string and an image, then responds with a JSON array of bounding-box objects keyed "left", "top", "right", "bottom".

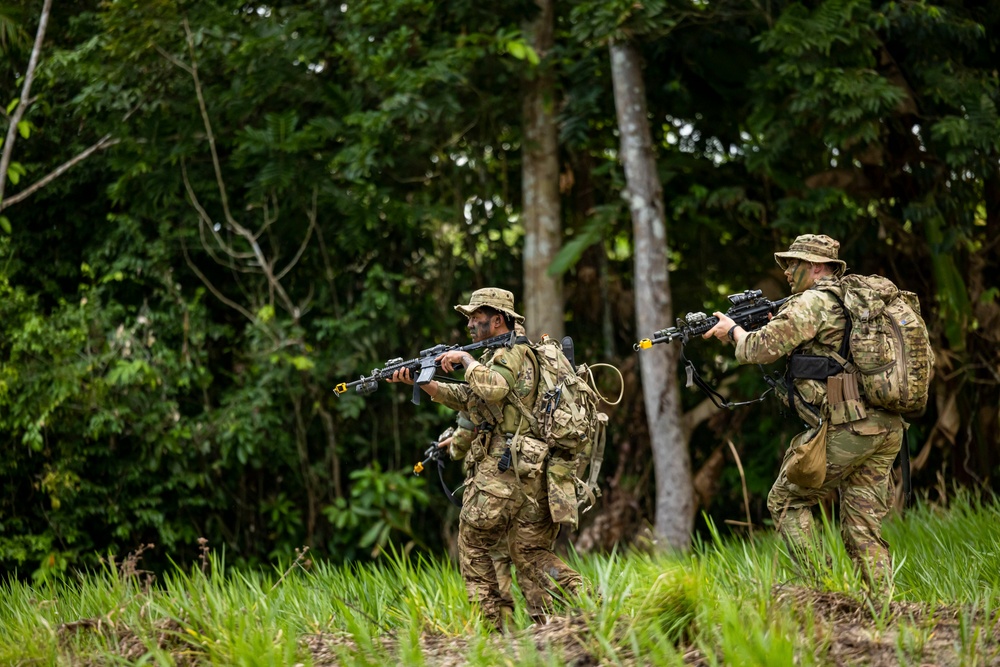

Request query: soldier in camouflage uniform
[
  {"left": 390, "top": 288, "right": 581, "bottom": 629},
  {"left": 438, "top": 409, "right": 541, "bottom": 619},
  {"left": 703, "top": 235, "right": 904, "bottom": 590}
]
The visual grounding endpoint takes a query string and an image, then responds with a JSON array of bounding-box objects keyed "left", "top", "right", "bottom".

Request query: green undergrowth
[{"left": 1, "top": 493, "right": 998, "bottom": 666}]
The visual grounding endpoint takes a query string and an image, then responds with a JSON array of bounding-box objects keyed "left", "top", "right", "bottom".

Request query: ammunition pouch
[
  {"left": 787, "top": 354, "right": 844, "bottom": 381},
  {"left": 513, "top": 435, "right": 549, "bottom": 479},
  {"left": 827, "top": 372, "right": 867, "bottom": 425}
]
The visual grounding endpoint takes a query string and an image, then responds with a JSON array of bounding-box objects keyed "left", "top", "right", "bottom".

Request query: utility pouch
[
  {"left": 546, "top": 457, "right": 579, "bottom": 529},
  {"left": 788, "top": 354, "right": 844, "bottom": 381},
  {"left": 513, "top": 436, "right": 548, "bottom": 479},
  {"left": 785, "top": 420, "right": 829, "bottom": 489},
  {"left": 827, "top": 372, "right": 867, "bottom": 425}
]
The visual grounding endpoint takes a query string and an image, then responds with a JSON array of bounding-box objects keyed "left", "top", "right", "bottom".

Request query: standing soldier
[
  {"left": 390, "top": 288, "right": 580, "bottom": 629},
  {"left": 437, "top": 410, "right": 541, "bottom": 622},
  {"left": 702, "top": 235, "right": 905, "bottom": 591}
]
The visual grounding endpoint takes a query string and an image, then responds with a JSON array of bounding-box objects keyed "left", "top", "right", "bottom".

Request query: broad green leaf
[
  {"left": 289, "top": 355, "right": 314, "bottom": 371},
  {"left": 506, "top": 40, "right": 526, "bottom": 60},
  {"left": 17, "top": 120, "right": 29, "bottom": 139}
]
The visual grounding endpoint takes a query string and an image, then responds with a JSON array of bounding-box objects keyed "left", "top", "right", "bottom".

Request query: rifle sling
[
  {"left": 679, "top": 347, "right": 774, "bottom": 411},
  {"left": 433, "top": 457, "right": 464, "bottom": 507}
]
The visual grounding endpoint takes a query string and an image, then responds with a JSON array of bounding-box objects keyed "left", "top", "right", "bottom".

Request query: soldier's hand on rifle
[
  {"left": 436, "top": 350, "right": 473, "bottom": 373},
  {"left": 704, "top": 312, "right": 742, "bottom": 343},
  {"left": 438, "top": 436, "right": 452, "bottom": 450},
  {"left": 387, "top": 368, "right": 415, "bottom": 385}
]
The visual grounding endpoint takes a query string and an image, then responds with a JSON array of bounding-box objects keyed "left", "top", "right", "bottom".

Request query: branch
[
  {"left": 253, "top": 192, "right": 279, "bottom": 240},
  {"left": 153, "top": 44, "right": 193, "bottom": 76},
  {"left": 0, "top": 135, "right": 119, "bottom": 212},
  {"left": 178, "top": 17, "right": 300, "bottom": 323},
  {"left": 180, "top": 235, "right": 263, "bottom": 330},
  {"left": 0, "top": 0, "right": 53, "bottom": 206},
  {"left": 275, "top": 187, "right": 317, "bottom": 281},
  {"left": 180, "top": 157, "right": 254, "bottom": 266}
]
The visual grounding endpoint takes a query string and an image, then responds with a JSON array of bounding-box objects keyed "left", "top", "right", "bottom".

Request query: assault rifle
[
  {"left": 634, "top": 289, "right": 788, "bottom": 350},
  {"left": 413, "top": 427, "right": 464, "bottom": 507},
  {"left": 334, "top": 331, "right": 527, "bottom": 405},
  {"left": 633, "top": 289, "right": 789, "bottom": 411}
]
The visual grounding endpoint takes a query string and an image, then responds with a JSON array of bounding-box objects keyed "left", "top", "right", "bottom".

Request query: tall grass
[{"left": 1, "top": 493, "right": 997, "bottom": 665}]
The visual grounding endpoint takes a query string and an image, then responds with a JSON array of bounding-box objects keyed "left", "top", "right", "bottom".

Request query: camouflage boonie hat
[
  {"left": 774, "top": 234, "right": 847, "bottom": 277},
  {"left": 454, "top": 287, "right": 525, "bottom": 323}
]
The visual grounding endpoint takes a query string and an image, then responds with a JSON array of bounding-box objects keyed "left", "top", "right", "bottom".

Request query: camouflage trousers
[
  {"left": 458, "top": 455, "right": 582, "bottom": 630},
  {"left": 768, "top": 409, "right": 903, "bottom": 589}
]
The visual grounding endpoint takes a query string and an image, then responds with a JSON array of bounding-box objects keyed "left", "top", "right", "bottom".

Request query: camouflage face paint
[
  {"left": 467, "top": 311, "right": 495, "bottom": 342},
  {"left": 786, "top": 259, "right": 814, "bottom": 294}
]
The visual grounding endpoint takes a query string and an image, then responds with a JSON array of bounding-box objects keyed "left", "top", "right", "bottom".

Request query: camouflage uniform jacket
[
  {"left": 432, "top": 343, "right": 539, "bottom": 459},
  {"left": 734, "top": 276, "right": 846, "bottom": 424}
]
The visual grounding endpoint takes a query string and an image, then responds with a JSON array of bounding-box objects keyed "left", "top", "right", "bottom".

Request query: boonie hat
[
  {"left": 774, "top": 234, "right": 847, "bottom": 277},
  {"left": 454, "top": 287, "right": 524, "bottom": 324}
]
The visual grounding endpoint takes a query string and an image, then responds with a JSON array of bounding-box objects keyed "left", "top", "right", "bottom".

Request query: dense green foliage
[
  {"left": 1, "top": 494, "right": 998, "bottom": 664},
  {"left": 1, "top": 0, "right": 998, "bottom": 574}
]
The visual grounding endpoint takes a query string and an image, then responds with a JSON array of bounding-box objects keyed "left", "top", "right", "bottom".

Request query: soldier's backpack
[
  {"left": 510, "top": 335, "right": 621, "bottom": 529},
  {"left": 826, "top": 275, "right": 934, "bottom": 415}
]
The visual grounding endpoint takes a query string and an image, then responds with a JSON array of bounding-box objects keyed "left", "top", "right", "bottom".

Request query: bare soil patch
[{"left": 773, "top": 585, "right": 1000, "bottom": 667}]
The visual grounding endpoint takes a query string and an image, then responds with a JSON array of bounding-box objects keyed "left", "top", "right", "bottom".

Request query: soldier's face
[
  {"left": 784, "top": 259, "right": 815, "bottom": 293},
  {"left": 467, "top": 311, "right": 501, "bottom": 342}
]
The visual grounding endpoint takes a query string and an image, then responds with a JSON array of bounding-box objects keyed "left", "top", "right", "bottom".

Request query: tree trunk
[
  {"left": 521, "top": 0, "right": 563, "bottom": 341},
  {"left": 608, "top": 39, "right": 693, "bottom": 550}
]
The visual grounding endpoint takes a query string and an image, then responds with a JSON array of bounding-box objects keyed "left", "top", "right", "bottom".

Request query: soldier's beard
[{"left": 470, "top": 321, "right": 492, "bottom": 342}]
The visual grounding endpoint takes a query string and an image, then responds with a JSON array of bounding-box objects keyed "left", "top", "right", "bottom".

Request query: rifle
[
  {"left": 634, "top": 289, "right": 788, "bottom": 350},
  {"left": 634, "top": 289, "right": 789, "bottom": 411},
  {"left": 334, "top": 331, "right": 528, "bottom": 405},
  {"left": 413, "top": 427, "right": 464, "bottom": 507}
]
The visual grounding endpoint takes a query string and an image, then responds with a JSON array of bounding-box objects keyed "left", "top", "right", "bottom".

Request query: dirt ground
[
  {"left": 771, "top": 585, "right": 1000, "bottom": 667},
  {"left": 58, "top": 585, "right": 1000, "bottom": 666},
  {"left": 301, "top": 586, "right": 1000, "bottom": 667}
]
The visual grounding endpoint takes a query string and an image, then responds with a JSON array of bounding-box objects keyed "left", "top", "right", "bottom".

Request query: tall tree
[
  {"left": 609, "top": 38, "right": 692, "bottom": 549},
  {"left": 522, "top": 0, "right": 564, "bottom": 341}
]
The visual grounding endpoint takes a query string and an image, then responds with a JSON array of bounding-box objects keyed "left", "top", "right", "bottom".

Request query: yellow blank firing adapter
[
  {"left": 413, "top": 462, "right": 425, "bottom": 474},
  {"left": 333, "top": 383, "right": 347, "bottom": 395},
  {"left": 636, "top": 338, "right": 653, "bottom": 350}
]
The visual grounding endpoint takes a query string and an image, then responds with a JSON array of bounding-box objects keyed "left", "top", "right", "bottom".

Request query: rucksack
[
  {"left": 826, "top": 275, "right": 934, "bottom": 415},
  {"left": 509, "top": 336, "right": 620, "bottom": 528}
]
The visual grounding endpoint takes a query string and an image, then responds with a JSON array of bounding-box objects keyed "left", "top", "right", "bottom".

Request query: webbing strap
[
  {"left": 679, "top": 347, "right": 774, "bottom": 410},
  {"left": 434, "top": 459, "right": 464, "bottom": 507},
  {"left": 581, "top": 422, "right": 606, "bottom": 512}
]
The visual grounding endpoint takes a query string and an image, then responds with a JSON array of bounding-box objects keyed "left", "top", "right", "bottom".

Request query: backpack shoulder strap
[
  {"left": 504, "top": 345, "right": 540, "bottom": 433},
  {"left": 826, "top": 290, "right": 855, "bottom": 373}
]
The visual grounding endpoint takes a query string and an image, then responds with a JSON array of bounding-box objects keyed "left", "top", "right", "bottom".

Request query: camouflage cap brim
[
  {"left": 774, "top": 250, "right": 848, "bottom": 277},
  {"left": 454, "top": 287, "right": 525, "bottom": 323}
]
